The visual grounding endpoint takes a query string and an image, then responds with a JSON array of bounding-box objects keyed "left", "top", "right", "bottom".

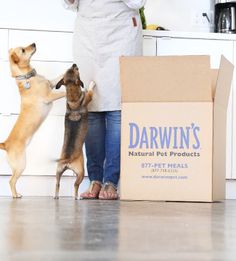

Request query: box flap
[
  {"left": 120, "top": 55, "right": 212, "bottom": 102},
  {"left": 214, "top": 56, "right": 234, "bottom": 107},
  {"left": 211, "top": 69, "right": 218, "bottom": 99},
  {"left": 213, "top": 56, "right": 234, "bottom": 201}
]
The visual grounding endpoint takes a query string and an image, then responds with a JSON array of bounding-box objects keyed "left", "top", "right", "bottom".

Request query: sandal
[
  {"left": 99, "top": 182, "right": 119, "bottom": 200},
  {"left": 80, "top": 181, "right": 102, "bottom": 199}
]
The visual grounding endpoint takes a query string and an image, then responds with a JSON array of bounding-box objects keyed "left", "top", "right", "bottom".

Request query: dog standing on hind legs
[
  {"left": 0, "top": 43, "right": 65, "bottom": 198},
  {"left": 54, "top": 64, "right": 95, "bottom": 200}
]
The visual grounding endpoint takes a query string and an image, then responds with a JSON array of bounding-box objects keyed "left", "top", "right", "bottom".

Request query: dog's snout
[
  {"left": 31, "top": 43, "right": 36, "bottom": 48},
  {"left": 72, "top": 63, "right": 78, "bottom": 70}
]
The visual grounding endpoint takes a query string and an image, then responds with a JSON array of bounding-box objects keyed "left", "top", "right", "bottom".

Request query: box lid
[
  {"left": 214, "top": 55, "right": 234, "bottom": 108},
  {"left": 212, "top": 56, "right": 234, "bottom": 201},
  {"left": 120, "top": 55, "right": 212, "bottom": 102}
]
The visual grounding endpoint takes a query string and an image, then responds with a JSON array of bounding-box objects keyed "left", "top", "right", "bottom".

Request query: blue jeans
[{"left": 85, "top": 111, "right": 121, "bottom": 187}]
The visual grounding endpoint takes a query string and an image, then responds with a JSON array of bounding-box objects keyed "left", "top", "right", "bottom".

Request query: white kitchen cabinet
[
  {"left": 227, "top": 87, "right": 234, "bottom": 180},
  {"left": 9, "top": 30, "right": 73, "bottom": 62},
  {"left": 23, "top": 115, "right": 65, "bottom": 176},
  {"left": 0, "top": 61, "right": 20, "bottom": 115},
  {"left": 0, "top": 31, "right": 18, "bottom": 115},
  {"left": 232, "top": 42, "right": 236, "bottom": 179},
  {"left": 156, "top": 38, "right": 234, "bottom": 68},
  {"left": 0, "top": 115, "right": 14, "bottom": 174},
  {"left": 143, "top": 36, "right": 157, "bottom": 56},
  {"left": 0, "top": 115, "right": 87, "bottom": 177},
  {"left": 0, "top": 29, "right": 8, "bottom": 60}
]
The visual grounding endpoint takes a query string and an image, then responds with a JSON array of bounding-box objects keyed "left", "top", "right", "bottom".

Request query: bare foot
[
  {"left": 80, "top": 181, "right": 102, "bottom": 200},
  {"left": 99, "top": 183, "right": 118, "bottom": 200},
  {"left": 13, "top": 193, "right": 22, "bottom": 199}
]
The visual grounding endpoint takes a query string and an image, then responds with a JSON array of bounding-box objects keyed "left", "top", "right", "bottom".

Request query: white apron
[{"left": 69, "top": 0, "right": 144, "bottom": 111}]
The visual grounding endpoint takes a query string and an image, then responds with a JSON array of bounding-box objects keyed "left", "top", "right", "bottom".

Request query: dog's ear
[
  {"left": 10, "top": 51, "right": 19, "bottom": 64},
  {"left": 75, "top": 78, "right": 83, "bottom": 87},
  {"left": 56, "top": 78, "right": 65, "bottom": 89},
  {"left": 80, "top": 80, "right": 84, "bottom": 88}
]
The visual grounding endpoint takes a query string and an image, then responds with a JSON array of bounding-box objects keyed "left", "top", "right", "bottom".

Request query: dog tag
[{"left": 24, "top": 81, "right": 30, "bottom": 89}]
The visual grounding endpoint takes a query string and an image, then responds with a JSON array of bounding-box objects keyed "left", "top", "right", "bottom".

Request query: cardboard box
[{"left": 120, "top": 55, "right": 234, "bottom": 202}]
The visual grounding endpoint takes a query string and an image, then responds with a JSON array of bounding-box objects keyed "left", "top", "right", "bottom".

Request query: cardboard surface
[
  {"left": 214, "top": 56, "right": 234, "bottom": 109},
  {"left": 213, "top": 56, "right": 234, "bottom": 200},
  {"left": 120, "top": 56, "right": 212, "bottom": 102},
  {"left": 211, "top": 69, "right": 218, "bottom": 99},
  {"left": 121, "top": 102, "right": 213, "bottom": 202},
  {"left": 120, "top": 55, "right": 234, "bottom": 202}
]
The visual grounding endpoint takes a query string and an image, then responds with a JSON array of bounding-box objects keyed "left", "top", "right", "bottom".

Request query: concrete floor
[{"left": 0, "top": 199, "right": 236, "bottom": 261}]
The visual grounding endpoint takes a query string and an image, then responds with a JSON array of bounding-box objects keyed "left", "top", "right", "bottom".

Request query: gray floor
[{"left": 0, "top": 198, "right": 236, "bottom": 261}]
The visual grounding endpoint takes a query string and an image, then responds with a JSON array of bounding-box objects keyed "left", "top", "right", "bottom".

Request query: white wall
[
  {"left": 0, "top": 0, "right": 215, "bottom": 33},
  {"left": 0, "top": 0, "right": 75, "bottom": 31},
  {"left": 145, "top": 0, "right": 215, "bottom": 32},
  {"left": 0, "top": 0, "right": 214, "bottom": 31}
]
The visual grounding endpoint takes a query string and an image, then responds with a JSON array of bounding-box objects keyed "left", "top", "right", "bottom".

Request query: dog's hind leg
[
  {"left": 7, "top": 151, "right": 26, "bottom": 198},
  {"left": 54, "top": 163, "right": 66, "bottom": 199},
  {"left": 70, "top": 155, "right": 85, "bottom": 200},
  {"left": 74, "top": 173, "right": 84, "bottom": 200}
]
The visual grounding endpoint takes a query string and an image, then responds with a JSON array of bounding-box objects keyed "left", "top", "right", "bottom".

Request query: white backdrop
[
  {"left": 0, "top": 0, "right": 214, "bottom": 32},
  {"left": 0, "top": 0, "right": 75, "bottom": 31},
  {"left": 144, "top": 0, "right": 215, "bottom": 32}
]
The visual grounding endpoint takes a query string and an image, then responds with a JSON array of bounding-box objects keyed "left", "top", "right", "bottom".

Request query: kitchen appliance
[{"left": 215, "top": 1, "right": 236, "bottom": 33}]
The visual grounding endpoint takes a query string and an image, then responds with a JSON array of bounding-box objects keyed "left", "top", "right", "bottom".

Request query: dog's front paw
[
  {"left": 88, "top": 81, "right": 96, "bottom": 91},
  {"left": 60, "top": 91, "right": 66, "bottom": 97}
]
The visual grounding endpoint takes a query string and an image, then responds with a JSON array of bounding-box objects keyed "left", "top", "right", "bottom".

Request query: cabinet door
[
  {"left": 0, "top": 29, "right": 8, "bottom": 60},
  {"left": 0, "top": 115, "right": 88, "bottom": 177},
  {"left": 143, "top": 36, "right": 157, "bottom": 56},
  {"left": 18, "top": 115, "right": 81, "bottom": 176},
  {"left": 0, "top": 115, "right": 15, "bottom": 174},
  {"left": 0, "top": 62, "right": 18, "bottom": 114},
  {"left": 0, "top": 31, "right": 18, "bottom": 115},
  {"left": 156, "top": 38, "right": 233, "bottom": 68},
  {"left": 232, "top": 42, "right": 236, "bottom": 179},
  {"left": 157, "top": 37, "right": 234, "bottom": 179}
]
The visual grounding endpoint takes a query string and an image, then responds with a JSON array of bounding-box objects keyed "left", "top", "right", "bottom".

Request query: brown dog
[
  {"left": 54, "top": 64, "right": 95, "bottom": 200},
  {"left": 0, "top": 43, "right": 65, "bottom": 198}
]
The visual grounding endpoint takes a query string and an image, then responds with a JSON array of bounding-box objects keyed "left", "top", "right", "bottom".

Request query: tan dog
[
  {"left": 54, "top": 64, "right": 95, "bottom": 200},
  {"left": 0, "top": 43, "right": 65, "bottom": 198}
]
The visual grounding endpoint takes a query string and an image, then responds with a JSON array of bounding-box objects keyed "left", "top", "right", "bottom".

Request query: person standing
[{"left": 64, "top": 0, "right": 146, "bottom": 200}]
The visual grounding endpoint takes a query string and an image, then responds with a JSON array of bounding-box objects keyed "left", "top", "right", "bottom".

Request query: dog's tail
[
  {"left": 0, "top": 142, "right": 5, "bottom": 150},
  {"left": 51, "top": 158, "right": 71, "bottom": 165}
]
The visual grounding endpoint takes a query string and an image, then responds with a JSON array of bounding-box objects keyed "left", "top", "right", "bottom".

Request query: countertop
[{"left": 143, "top": 30, "right": 236, "bottom": 41}]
